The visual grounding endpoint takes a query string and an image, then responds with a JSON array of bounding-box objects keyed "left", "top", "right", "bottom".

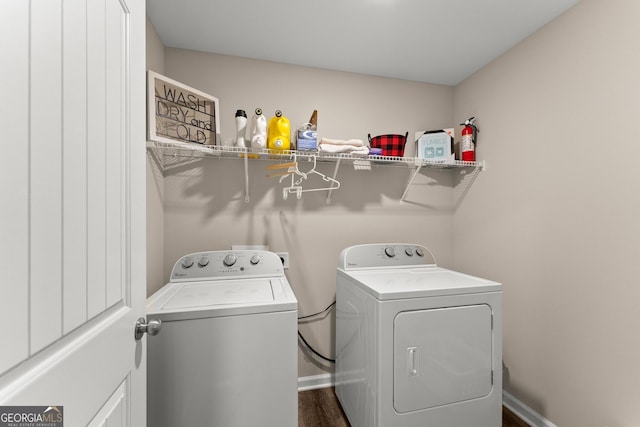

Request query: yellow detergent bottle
[{"left": 267, "top": 110, "right": 291, "bottom": 151}]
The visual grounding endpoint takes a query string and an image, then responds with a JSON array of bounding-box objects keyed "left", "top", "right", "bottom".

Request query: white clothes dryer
[
  {"left": 146, "top": 250, "right": 298, "bottom": 427},
  {"left": 335, "top": 243, "right": 502, "bottom": 427}
]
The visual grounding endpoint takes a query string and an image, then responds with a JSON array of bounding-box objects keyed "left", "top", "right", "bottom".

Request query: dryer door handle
[{"left": 407, "top": 347, "right": 419, "bottom": 377}]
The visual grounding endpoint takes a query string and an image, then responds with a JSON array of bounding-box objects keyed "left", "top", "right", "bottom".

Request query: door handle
[
  {"left": 134, "top": 317, "right": 162, "bottom": 340},
  {"left": 407, "top": 346, "right": 418, "bottom": 377}
]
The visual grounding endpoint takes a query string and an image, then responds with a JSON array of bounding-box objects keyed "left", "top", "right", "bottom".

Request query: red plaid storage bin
[{"left": 368, "top": 132, "right": 408, "bottom": 157}]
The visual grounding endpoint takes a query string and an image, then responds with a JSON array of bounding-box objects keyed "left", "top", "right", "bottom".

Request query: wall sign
[{"left": 147, "top": 71, "right": 220, "bottom": 146}]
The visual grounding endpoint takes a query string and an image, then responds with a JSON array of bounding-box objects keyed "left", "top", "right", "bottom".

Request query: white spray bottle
[
  {"left": 250, "top": 108, "right": 267, "bottom": 149},
  {"left": 235, "top": 109, "right": 247, "bottom": 148}
]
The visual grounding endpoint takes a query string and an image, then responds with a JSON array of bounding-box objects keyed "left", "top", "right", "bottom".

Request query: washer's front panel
[
  {"left": 147, "top": 311, "right": 298, "bottom": 427},
  {"left": 393, "top": 304, "right": 493, "bottom": 413}
]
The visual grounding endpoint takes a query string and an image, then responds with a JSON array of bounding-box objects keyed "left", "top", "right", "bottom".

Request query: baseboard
[
  {"left": 503, "top": 390, "right": 557, "bottom": 427},
  {"left": 298, "top": 373, "right": 335, "bottom": 391}
]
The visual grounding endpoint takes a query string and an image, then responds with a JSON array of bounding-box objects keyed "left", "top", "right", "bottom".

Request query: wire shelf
[
  {"left": 146, "top": 140, "right": 484, "bottom": 204},
  {"left": 146, "top": 140, "right": 481, "bottom": 170}
]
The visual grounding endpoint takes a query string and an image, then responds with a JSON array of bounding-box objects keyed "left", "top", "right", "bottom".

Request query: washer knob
[
  {"left": 405, "top": 248, "right": 414, "bottom": 256},
  {"left": 181, "top": 257, "right": 194, "bottom": 269},
  {"left": 198, "top": 256, "right": 210, "bottom": 267},
  {"left": 416, "top": 248, "right": 424, "bottom": 257},
  {"left": 250, "top": 255, "right": 261, "bottom": 265},
  {"left": 384, "top": 247, "right": 396, "bottom": 258},
  {"left": 223, "top": 254, "right": 237, "bottom": 267}
]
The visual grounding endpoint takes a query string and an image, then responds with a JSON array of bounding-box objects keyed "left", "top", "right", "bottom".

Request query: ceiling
[{"left": 146, "top": 0, "right": 579, "bottom": 86}]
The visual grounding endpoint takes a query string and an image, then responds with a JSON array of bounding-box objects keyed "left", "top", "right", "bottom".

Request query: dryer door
[{"left": 393, "top": 304, "right": 493, "bottom": 413}]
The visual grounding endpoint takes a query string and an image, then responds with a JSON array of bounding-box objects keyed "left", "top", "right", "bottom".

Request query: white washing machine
[
  {"left": 335, "top": 243, "right": 502, "bottom": 427},
  {"left": 146, "top": 250, "right": 298, "bottom": 427}
]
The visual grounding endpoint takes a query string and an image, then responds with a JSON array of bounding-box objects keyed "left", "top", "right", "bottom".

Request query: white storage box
[{"left": 416, "top": 128, "right": 454, "bottom": 162}]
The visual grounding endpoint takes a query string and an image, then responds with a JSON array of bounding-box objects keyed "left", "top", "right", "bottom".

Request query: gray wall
[
  {"left": 146, "top": 16, "right": 165, "bottom": 307},
  {"left": 453, "top": 1, "right": 640, "bottom": 425}
]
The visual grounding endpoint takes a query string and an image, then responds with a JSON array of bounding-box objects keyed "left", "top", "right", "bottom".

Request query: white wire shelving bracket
[
  {"left": 146, "top": 140, "right": 485, "bottom": 203},
  {"left": 399, "top": 157, "right": 485, "bottom": 202}
]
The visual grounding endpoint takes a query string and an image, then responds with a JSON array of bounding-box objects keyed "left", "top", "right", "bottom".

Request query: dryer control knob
[
  {"left": 223, "top": 254, "right": 237, "bottom": 267},
  {"left": 384, "top": 247, "right": 396, "bottom": 258},
  {"left": 181, "top": 257, "right": 194, "bottom": 269},
  {"left": 198, "top": 256, "right": 210, "bottom": 267},
  {"left": 250, "top": 255, "right": 261, "bottom": 265},
  {"left": 415, "top": 248, "right": 424, "bottom": 257},
  {"left": 405, "top": 248, "right": 414, "bottom": 256}
]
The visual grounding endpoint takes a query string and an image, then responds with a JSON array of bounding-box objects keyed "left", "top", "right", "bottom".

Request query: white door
[{"left": 0, "top": 0, "right": 147, "bottom": 425}]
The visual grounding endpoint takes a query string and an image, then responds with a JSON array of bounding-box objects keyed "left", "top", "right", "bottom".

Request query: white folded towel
[
  {"left": 319, "top": 144, "right": 369, "bottom": 157},
  {"left": 319, "top": 138, "right": 365, "bottom": 147}
]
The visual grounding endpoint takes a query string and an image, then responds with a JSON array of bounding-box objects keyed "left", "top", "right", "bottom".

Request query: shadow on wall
[{"left": 153, "top": 155, "right": 461, "bottom": 216}]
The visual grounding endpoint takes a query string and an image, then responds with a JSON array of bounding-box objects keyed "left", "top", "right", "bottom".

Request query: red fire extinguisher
[{"left": 460, "top": 117, "right": 479, "bottom": 162}]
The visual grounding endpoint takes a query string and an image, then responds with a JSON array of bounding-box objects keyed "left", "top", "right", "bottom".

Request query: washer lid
[
  {"left": 147, "top": 277, "right": 297, "bottom": 321},
  {"left": 163, "top": 280, "right": 275, "bottom": 309},
  {"left": 339, "top": 267, "right": 501, "bottom": 300}
]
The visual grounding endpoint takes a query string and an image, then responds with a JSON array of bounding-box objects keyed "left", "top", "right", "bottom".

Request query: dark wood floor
[
  {"left": 299, "top": 387, "right": 349, "bottom": 427},
  {"left": 299, "top": 387, "right": 529, "bottom": 427}
]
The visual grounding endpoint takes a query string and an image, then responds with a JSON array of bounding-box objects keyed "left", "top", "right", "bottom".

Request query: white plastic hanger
[{"left": 281, "top": 155, "right": 340, "bottom": 201}]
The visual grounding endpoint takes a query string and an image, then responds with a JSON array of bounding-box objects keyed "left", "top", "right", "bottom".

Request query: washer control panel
[
  {"left": 171, "top": 250, "right": 284, "bottom": 282},
  {"left": 339, "top": 243, "right": 436, "bottom": 270}
]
